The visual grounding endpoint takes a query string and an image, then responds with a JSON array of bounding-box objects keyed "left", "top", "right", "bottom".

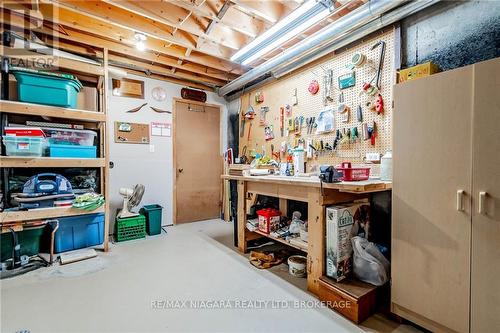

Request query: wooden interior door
[
  {"left": 174, "top": 100, "right": 221, "bottom": 223},
  {"left": 392, "top": 66, "right": 473, "bottom": 333},
  {"left": 471, "top": 57, "right": 500, "bottom": 332}
]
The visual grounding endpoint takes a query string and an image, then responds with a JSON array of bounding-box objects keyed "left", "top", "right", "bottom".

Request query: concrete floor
[{"left": 1, "top": 219, "right": 422, "bottom": 333}]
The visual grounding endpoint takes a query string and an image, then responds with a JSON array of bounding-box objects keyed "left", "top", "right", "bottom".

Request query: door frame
[{"left": 172, "top": 97, "right": 222, "bottom": 225}]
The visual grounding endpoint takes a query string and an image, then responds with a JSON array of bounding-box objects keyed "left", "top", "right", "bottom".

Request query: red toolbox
[{"left": 257, "top": 208, "right": 281, "bottom": 234}]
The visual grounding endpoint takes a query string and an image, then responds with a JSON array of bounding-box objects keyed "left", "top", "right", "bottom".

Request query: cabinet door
[
  {"left": 471, "top": 57, "right": 500, "bottom": 332},
  {"left": 392, "top": 66, "right": 473, "bottom": 333}
]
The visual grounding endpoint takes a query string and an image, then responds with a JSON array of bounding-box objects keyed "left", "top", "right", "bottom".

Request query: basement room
[{"left": 0, "top": 0, "right": 499, "bottom": 332}]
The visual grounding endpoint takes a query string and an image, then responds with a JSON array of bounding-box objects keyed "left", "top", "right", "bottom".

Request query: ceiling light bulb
[
  {"left": 134, "top": 32, "right": 147, "bottom": 51},
  {"left": 134, "top": 32, "right": 147, "bottom": 42},
  {"left": 136, "top": 41, "right": 146, "bottom": 51}
]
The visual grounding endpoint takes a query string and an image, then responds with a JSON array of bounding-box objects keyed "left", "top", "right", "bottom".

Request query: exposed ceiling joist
[
  {"left": 1, "top": 4, "right": 246, "bottom": 75},
  {"left": 2, "top": 10, "right": 236, "bottom": 81},
  {"left": 171, "top": 0, "right": 268, "bottom": 38},
  {"left": 48, "top": 0, "right": 237, "bottom": 59},
  {"left": 231, "top": 0, "right": 286, "bottom": 24},
  {"left": 107, "top": 54, "right": 226, "bottom": 86},
  {"left": 101, "top": 0, "right": 252, "bottom": 51},
  {"left": 120, "top": 67, "right": 213, "bottom": 91},
  {"left": 205, "top": 0, "right": 231, "bottom": 35}
]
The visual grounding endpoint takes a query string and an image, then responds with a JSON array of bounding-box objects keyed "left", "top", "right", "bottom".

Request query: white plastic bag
[{"left": 351, "top": 236, "right": 390, "bottom": 286}]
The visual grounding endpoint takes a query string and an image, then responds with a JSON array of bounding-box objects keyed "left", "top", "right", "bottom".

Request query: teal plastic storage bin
[
  {"left": 49, "top": 144, "right": 97, "bottom": 158},
  {"left": 140, "top": 205, "right": 163, "bottom": 235},
  {"left": 2, "top": 136, "right": 46, "bottom": 156},
  {"left": 12, "top": 68, "right": 82, "bottom": 108}
]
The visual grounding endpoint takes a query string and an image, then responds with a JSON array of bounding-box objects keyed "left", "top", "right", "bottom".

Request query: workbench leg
[
  {"left": 279, "top": 198, "right": 288, "bottom": 216},
  {"left": 307, "top": 189, "right": 324, "bottom": 295},
  {"left": 237, "top": 181, "right": 247, "bottom": 253}
]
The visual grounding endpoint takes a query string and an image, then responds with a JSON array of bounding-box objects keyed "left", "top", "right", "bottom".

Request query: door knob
[
  {"left": 178, "top": 168, "right": 183, "bottom": 173},
  {"left": 478, "top": 191, "right": 487, "bottom": 214}
]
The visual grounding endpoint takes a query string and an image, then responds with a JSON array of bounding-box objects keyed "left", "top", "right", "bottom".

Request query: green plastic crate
[{"left": 115, "top": 214, "right": 146, "bottom": 242}]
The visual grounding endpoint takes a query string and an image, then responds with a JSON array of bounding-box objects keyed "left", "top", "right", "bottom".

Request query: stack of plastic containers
[
  {"left": 43, "top": 127, "right": 97, "bottom": 158},
  {"left": 2, "top": 127, "right": 46, "bottom": 157},
  {"left": 2, "top": 126, "right": 97, "bottom": 158}
]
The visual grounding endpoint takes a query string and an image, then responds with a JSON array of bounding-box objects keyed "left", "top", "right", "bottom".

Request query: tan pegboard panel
[{"left": 239, "top": 28, "right": 395, "bottom": 171}]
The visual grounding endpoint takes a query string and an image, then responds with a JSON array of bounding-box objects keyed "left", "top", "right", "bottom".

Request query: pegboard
[{"left": 239, "top": 28, "right": 395, "bottom": 171}]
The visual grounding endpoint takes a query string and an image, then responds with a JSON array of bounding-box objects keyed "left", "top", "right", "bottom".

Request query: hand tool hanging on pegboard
[
  {"left": 371, "top": 40, "right": 385, "bottom": 90},
  {"left": 280, "top": 106, "right": 284, "bottom": 137},
  {"left": 323, "top": 69, "right": 334, "bottom": 105}
]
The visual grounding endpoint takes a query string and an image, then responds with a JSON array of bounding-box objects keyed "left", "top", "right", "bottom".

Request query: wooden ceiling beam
[
  {"left": 123, "top": 67, "right": 214, "bottom": 91},
  {"left": 173, "top": 0, "right": 268, "bottom": 38},
  {"left": 40, "top": 27, "right": 236, "bottom": 82},
  {"left": 3, "top": 29, "right": 214, "bottom": 90},
  {"left": 205, "top": 0, "right": 231, "bottom": 35},
  {"left": 1, "top": 4, "right": 246, "bottom": 75},
  {"left": 102, "top": 0, "right": 251, "bottom": 51},
  {"left": 1, "top": 17, "right": 236, "bottom": 84},
  {"left": 231, "top": 0, "right": 286, "bottom": 24},
  {"left": 107, "top": 54, "right": 226, "bottom": 86},
  {"left": 48, "top": 0, "right": 236, "bottom": 60}
]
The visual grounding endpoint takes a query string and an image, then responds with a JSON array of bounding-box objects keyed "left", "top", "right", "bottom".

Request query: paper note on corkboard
[{"left": 114, "top": 121, "right": 150, "bottom": 144}]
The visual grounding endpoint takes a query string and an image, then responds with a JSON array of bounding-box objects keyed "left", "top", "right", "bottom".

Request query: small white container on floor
[{"left": 288, "top": 255, "right": 307, "bottom": 277}]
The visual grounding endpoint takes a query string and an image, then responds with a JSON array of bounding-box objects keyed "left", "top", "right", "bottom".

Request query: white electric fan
[{"left": 117, "top": 184, "right": 145, "bottom": 218}]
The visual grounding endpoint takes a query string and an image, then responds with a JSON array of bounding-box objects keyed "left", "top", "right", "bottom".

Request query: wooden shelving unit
[{"left": 0, "top": 49, "right": 110, "bottom": 251}]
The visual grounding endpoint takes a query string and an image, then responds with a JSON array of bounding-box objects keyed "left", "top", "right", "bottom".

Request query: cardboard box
[
  {"left": 8, "top": 76, "right": 18, "bottom": 101},
  {"left": 326, "top": 201, "right": 370, "bottom": 281},
  {"left": 77, "top": 86, "right": 98, "bottom": 111},
  {"left": 398, "top": 61, "right": 439, "bottom": 83}
]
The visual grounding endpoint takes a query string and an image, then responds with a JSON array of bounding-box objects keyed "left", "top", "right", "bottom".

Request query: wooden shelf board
[
  {"left": 0, "top": 156, "right": 105, "bottom": 168},
  {"left": 319, "top": 276, "right": 378, "bottom": 299},
  {"left": 1, "top": 47, "right": 104, "bottom": 76},
  {"left": 252, "top": 229, "right": 308, "bottom": 252},
  {"left": 0, "top": 100, "right": 106, "bottom": 122},
  {"left": 1, "top": 206, "right": 105, "bottom": 223}
]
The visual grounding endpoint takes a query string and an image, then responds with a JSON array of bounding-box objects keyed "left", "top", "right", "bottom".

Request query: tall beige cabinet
[{"left": 392, "top": 57, "right": 500, "bottom": 333}]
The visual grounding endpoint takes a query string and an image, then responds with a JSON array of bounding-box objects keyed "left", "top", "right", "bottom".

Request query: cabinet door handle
[
  {"left": 478, "top": 191, "right": 487, "bottom": 214},
  {"left": 456, "top": 190, "right": 465, "bottom": 211}
]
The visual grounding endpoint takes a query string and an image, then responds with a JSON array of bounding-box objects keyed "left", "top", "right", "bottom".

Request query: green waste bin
[
  {"left": 1, "top": 225, "right": 46, "bottom": 262},
  {"left": 140, "top": 204, "right": 163, "bottom": 236}
]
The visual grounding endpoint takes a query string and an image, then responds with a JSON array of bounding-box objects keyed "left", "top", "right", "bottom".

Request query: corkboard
[
  {"left": 114, "top": 121, "right": 150, "bottom": 144},
  {"left": 239, "top": 28, "right": 395, "bottom": 172}
]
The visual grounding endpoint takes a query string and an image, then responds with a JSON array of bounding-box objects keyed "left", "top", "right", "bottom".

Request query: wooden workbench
[{"left": 222, "top": 174, "right": 391, "bottom": 295}]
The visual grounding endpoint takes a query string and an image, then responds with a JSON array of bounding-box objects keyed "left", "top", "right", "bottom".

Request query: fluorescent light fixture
[
  {"left": 231, "top": 0, "right": 333, "bottom": 64},
  {"left": 241, "top": 9, "right": 331, "bottom": 65}
]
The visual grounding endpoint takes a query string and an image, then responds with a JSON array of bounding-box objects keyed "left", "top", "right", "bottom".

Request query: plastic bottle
[{"left": 380, "top": 151, "right": 392, "bottom": 181}]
